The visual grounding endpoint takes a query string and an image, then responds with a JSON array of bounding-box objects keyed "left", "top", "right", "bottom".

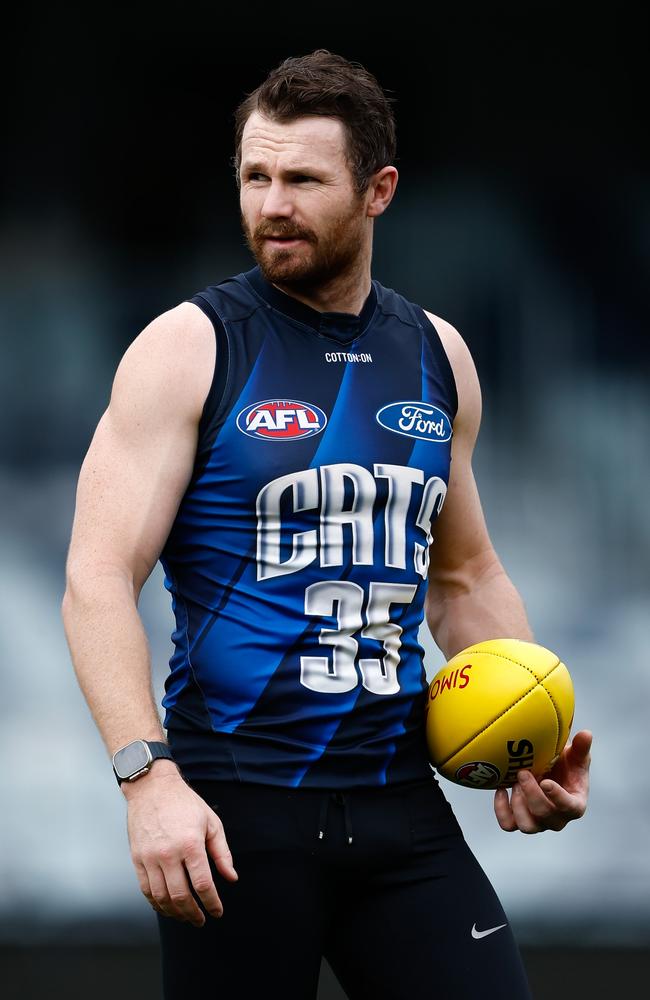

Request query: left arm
[
  {"left": 423, "top": 310, "right": 591, "bottom": 832},
  {"left": 422, "top": 311, "right": 532, "bottom": 660}
]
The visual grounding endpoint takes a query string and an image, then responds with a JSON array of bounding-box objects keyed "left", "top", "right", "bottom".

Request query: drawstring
[
  {"left": 317, "top": 795, "right": 330, "bottom": 840},
  {"left": 341, "top": 793, "right": 354, "bottom": 845},
  {"left": 318, "top": 790, "right": 354, "bottom": 845}
]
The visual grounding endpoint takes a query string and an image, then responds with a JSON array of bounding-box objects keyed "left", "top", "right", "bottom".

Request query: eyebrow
[{"left": 241, "top": 161, "right": 323, "bottom": 176}]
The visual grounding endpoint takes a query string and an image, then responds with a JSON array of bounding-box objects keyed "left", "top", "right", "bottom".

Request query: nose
[{"left": 260, "top": 180, "right": 294, "bottom": 219}]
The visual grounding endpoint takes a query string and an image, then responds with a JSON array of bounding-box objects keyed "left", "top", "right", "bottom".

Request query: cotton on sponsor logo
[
  {"left": 236, "top": 399, "right": 327, "bottom": 440},
  {"left": 324, "top": 351, "right": 373, "bottom": 363}
]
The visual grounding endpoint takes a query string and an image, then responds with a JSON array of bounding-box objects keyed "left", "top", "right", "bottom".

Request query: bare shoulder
[
  {"left": 67, "top": 301, "right": 216, "bottom": 590},
  {"left": 423, "top": 309, "right": 482, "bottom": 453},
  {"left": 111, "top": 300, "right": 216, "bottom": 428}
]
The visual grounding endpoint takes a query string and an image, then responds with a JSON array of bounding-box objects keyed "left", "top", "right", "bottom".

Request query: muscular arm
[
  {"left": 423, "top": 312, "right": 592, "bottom": 835},
  {"left": 61, "top": 302, "right": 238, "bottom": 926},
  {"left": 61, "top": 301, "right": 214, "bottom": 763},
  {"left": 423, "top": 311, "right": 534, "bottom": 660}
]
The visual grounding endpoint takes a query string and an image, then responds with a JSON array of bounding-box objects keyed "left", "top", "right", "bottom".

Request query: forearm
[
  {"left": 426, "top": 563, "right": 534, "bottom": 661},
  {"left": 61, "top": 570, "right": 167, "bottom": 758}
]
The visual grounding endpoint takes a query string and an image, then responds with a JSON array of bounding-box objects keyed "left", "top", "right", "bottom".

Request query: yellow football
[{"left": 425, "top": 638, "right": 575, "bottom": 789}]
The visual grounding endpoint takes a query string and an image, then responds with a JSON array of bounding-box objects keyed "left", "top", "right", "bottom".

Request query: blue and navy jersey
[{"left": 159, "top": 265, "right": 458, "bottom": 788}]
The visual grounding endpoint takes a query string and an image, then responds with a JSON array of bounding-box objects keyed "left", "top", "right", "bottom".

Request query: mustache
[{"left": 256, "top": 224, "right": 312, "bottom": 241}]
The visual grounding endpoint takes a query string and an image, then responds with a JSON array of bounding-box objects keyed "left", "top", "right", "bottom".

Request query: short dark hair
[{"left": 232, "top": 49, "right": 397, "bottom": 195}]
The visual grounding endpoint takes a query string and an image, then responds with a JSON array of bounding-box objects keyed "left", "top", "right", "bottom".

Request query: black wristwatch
[{"left": 112, "top": 739, "right": 176, "bottom": 786}]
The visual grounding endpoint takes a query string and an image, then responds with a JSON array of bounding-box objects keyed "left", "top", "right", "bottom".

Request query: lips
[{"left": 264, "top": 237, "right": 307, "bottom": 250}]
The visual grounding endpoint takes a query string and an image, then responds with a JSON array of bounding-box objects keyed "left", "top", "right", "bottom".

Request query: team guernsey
[{"left": 159, "top": 265, "right": 458, "bottom": 788}]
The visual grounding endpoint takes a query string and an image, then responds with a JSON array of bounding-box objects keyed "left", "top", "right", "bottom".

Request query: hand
[
  {"left": 494, "top": 729, "right": 592, "bottom": 834},
  {"left": 125, "top": 766, "right": 239, "bottom": 926}
]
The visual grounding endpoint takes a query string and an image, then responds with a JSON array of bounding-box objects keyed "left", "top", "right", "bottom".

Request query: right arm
[{"left": 61, "top": 301, "right": 238, "bottom": 927}]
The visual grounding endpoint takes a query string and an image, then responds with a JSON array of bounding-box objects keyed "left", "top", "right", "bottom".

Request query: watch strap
[{"left": 146, "top": 740, "right": 175, "bottom": 763}]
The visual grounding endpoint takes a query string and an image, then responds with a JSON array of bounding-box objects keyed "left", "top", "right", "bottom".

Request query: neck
[{"left": 270, "top": 258, "right": 372, "bottom": 316}]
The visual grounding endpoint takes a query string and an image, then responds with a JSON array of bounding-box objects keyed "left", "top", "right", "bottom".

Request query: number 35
[{"left": 300, "top": 580, "right": 418, "bottom": 696}]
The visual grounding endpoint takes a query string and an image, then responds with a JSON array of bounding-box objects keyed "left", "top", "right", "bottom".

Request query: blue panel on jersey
[{"left": 161, "top": 266, "right": 458, "bottom": 788}]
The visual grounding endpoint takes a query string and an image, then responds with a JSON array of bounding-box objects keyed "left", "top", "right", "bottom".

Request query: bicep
[
  {"left": 424, "top": 311, "right": 500, "bottom": 596},
  {"left": 428, "top": 446, "right": 497, "bottom": 594},
  {"left": 65, "top": 303, "right": 215, "bottom": 597}
]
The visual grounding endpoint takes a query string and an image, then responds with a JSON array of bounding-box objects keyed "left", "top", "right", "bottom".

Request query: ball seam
[
  {"left": 539, "top": 681, "right": 562, "bottom": 757},
  {"left": 463, "top": 648, "right": 560, "bottom": 682}
]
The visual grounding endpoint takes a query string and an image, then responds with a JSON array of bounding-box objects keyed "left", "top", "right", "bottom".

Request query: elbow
[
  {"left": 425, "top": 549, "right": 504, "bottom": 633},
  {"left": 61, "top": 571, "right": 86, "bottom": 630},
  {"left": 62, "top": 562, "right": 136, "bottom": 616},
  {"left": 428, "top": 547, "right": 504, "bottom": 604}
]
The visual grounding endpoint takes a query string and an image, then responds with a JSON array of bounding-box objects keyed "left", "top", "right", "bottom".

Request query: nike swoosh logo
[{"left": 471, "top": 922, "right": 508, "bottom": 939}]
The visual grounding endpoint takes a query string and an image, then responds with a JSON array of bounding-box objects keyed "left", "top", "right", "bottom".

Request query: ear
[{"left": 366, "top": 166, "right": 399, "bottom": 218}]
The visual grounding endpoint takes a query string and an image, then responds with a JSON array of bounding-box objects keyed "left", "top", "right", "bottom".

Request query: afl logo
[
  {"left": 455, "top": 761, "right": 501, "bottom": 788},
  {"left": 376, "top": 401, "right": 452, "bottom": 442},
  {"left": 236, "top": 399, "right": 327, "bottom": 441}
]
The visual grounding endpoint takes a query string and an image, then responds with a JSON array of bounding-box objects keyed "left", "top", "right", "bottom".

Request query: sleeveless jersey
[{"left": 159, "top": 264, "right": 458, "bottom": 788}]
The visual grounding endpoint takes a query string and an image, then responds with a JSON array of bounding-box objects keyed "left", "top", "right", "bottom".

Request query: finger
[
  {"left": 162, "top": 860, "right": 207, "bottom": 927},
  {"left": 565, "top": 730, "right": 593, "bottom": 769},
  {"left": 205, "top": 814, "right": 239, "bottom": 881},
  {"left": 494, "top": 787, "right": 518, "bottom": 831},
  {"left": 134, "top": 859, "right": 159, "bottom": 912},
  {"left": 516, "top": 770, "right": 558, "bottom": 822},
  {"left": 509, "top": 781, "right": 543, "bottom": 834},
  {"left": 539, "top": 778, "right": 586, "bottom": 818},
  {"left": 147, "top": 865, "right": 182, "bottom": 921},
  {"left": 183, "top": 847, "right": 224, "bottom": 919}
]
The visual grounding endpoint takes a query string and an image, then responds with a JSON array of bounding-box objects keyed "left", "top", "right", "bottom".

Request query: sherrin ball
[{"left": 425, "top": 638, "right": 575, "bottom": 789}]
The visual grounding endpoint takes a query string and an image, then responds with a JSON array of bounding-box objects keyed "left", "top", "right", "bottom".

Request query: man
[{"left": 62, "top": 49, "right": 591, "bottom": 999}]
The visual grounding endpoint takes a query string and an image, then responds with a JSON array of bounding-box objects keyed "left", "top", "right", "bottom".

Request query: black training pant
[{"left": 156, "top": 775, "right": 532, "bottom": 999}]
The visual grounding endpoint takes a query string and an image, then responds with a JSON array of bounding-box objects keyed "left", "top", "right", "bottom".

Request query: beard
[{"left": 240, "top": 197, "right": 366, "bottom": 293}]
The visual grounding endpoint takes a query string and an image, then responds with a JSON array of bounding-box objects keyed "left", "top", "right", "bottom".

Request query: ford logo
[{"left": 376, "top": 401, "right": 452, "bottom": 442}]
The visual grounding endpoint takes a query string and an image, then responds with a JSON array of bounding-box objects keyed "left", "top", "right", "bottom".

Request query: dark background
[{"left": 2, "top": 6, "right": 648, "bottom": 997}]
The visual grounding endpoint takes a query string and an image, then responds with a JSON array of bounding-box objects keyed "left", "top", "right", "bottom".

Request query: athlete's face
[{"left": 239, "top": 111, "right": 370, "bottom": 288}]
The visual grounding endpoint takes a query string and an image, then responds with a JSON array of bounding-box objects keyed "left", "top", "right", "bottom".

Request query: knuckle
[
  {"left": 181, "top": 838, "right": 202, "bottom": 857},
  {"left": 158, "top": 845, "right": 175, "bottom": 863},
  {"left": 168, "top": 890, "right": 189, "bottom": 904},
  {"left": 213, "top": 845, "right": 233, "bottom": 861},
  {"left": 193, "top": 877, "right": 214, "bottom": 893}
]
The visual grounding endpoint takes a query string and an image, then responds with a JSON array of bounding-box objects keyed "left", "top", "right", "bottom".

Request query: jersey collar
[{"left": 242, "top": 264, "right": 378, "bottom": 345}]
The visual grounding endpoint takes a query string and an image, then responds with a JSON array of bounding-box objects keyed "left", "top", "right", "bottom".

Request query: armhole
[
  {"left": 414, "top": 305, "right": 460, "bottom": 422},
  {"left": 185, "top": 293, "right": 231, "bottom": 480}
]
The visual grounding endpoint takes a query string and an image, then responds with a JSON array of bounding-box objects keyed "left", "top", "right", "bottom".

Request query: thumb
[{"left": 205, "top": 812, "right": 239, "bottom": 881}]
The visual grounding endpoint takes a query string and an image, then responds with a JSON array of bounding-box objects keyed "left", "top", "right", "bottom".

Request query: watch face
[{"left": 113, "top": 741, "right": 151, "bottom": 779}]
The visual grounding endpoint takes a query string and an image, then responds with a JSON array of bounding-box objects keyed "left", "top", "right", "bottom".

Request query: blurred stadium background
[{"left": 1, "top": 7, "right": 648, "bottom": 998}]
